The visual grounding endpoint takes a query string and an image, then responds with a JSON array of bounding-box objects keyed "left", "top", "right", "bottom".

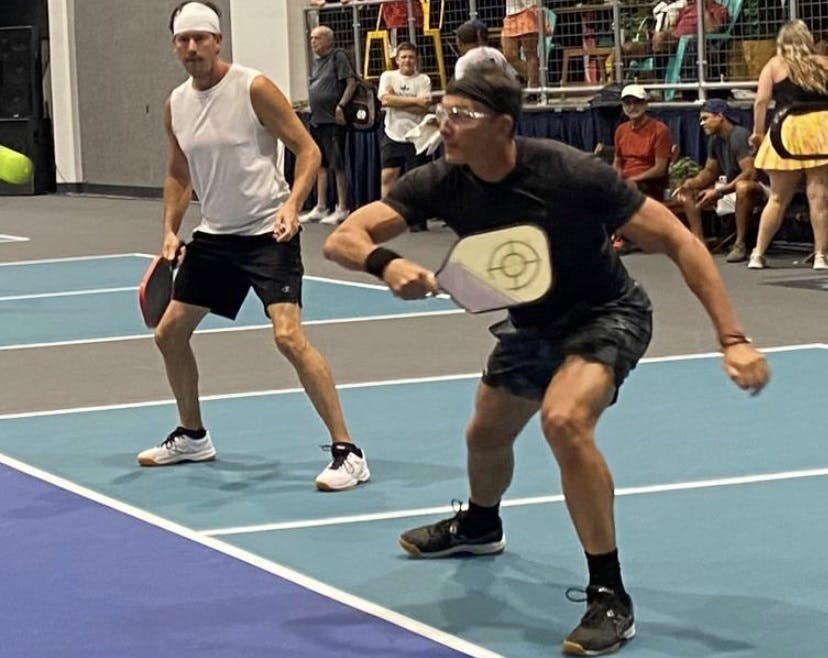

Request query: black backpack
[
  {"left": 343, "top": 78, "right": 381, "bottom": 131},
  {"left": 334, "top": 48, "right": 381, "bottom": 132}
]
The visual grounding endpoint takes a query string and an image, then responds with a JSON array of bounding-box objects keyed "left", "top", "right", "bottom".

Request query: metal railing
[{"left": 304, "top": 0, "right": 824, "bottom": 103}]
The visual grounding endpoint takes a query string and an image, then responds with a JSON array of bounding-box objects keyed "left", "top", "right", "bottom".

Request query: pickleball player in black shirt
[{"left": 323, "top": 64, "right": 770, "bottom": 656}]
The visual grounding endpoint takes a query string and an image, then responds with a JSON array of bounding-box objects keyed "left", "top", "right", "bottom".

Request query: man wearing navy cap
[{"left": 672, "top": 99, "right": 768, "bottom": 261}]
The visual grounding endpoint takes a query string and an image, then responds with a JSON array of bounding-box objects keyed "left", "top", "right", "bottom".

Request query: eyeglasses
[{"left": 434, "top": 104, "right": 491, "bottom": 125}]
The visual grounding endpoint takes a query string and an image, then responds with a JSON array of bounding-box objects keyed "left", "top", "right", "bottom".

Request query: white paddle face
[
  {"left": 436, "top": 224, "right": 553, "bottom": 313},
  {"left": 770, "top": 105, "right": 828, "bottom": 160}
]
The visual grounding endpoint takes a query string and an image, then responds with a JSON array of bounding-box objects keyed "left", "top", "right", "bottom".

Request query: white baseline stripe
[
  {"left": 0, "top": 253, "right": 148, "bottom": 267},
  {"left": 0, "top": 234, "right": 30, "bottom": 243},
  {"left": 0, "top": 286, "right": 136, "bottom": 302},
  {"left": 202, "top": 467, "right": 828, "bottom": 536},
  {"left": 0, "top": 343, "right": 823, "bottom": 420},
  {"left": 0, "top": 453, "right": 506, "bottom": 658},
  {"left": 0, "top": 309, "right": 464, "bottom": 352}
]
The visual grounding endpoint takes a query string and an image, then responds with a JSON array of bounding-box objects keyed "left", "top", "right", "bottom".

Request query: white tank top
[{"left": 170, "top": 64, "right": 291, "bottom": 235}]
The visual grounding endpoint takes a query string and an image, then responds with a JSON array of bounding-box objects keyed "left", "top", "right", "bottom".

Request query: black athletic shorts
[
  {"left": 381, "top": 135, "right": 429, "bottom": 171},
  {"left": 173, "top": 231, "right": 303, "bottom": 320},
  {"left": 482, "top": 282, "right": 653, "bottom": 403},
  {"left": 309, "top": 123, "right": 347, "bottom": 171}
]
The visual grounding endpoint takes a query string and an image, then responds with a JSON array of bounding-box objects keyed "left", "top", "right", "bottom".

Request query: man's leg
[
  {"left": 380, "top": 165, "right": 400, "bottom": 199},
  {"left": 398, "top": 381, "right": 538, "bottom": 557},
  {"left": 138, "top": 300, "right": 215, "bottom": 466},
  {"left": 267, "top": 302, "right": 351, "bottom": 442},
  {"left": 681, "top": 193, "right": 705, "bottom": 241},
  {"left": 541, "top": 355, "right": 616, "bottom": 554},
  {"left": 727, "top": 180, "right": 766, "bottom": 261},
  {"left": 267, "top": 302, "right": 368, "bottom": 490},
  {"left": 542, "top": 355, "right": 636, "bottom": 656},
  {"left": 154, "top": 300, "right": 210, "bottom": 430}
]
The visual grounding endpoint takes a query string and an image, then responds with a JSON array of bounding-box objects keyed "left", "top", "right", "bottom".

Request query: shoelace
[
  {"left": 565, "top": 586, "right": 621, "bottom": 626},
  {"left": 161, "top": 428, "right": 188, "bottom": 449},
  {"left": 319, "top": 444, "right": 353, "bottom": 472}
]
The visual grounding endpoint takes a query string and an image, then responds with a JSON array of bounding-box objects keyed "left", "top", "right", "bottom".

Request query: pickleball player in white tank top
[{"left": 170, "top": 63, "right": 291, "bottom": 235}]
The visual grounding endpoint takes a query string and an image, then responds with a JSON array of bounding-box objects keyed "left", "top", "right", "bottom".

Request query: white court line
[
  {"left": 0, "top": 452, "right": 506, "bottom": 658},
  {"left": 0, "top": 234, "right": 30, "bottom": 243},
  {"left": 0, "top": 308, "right": 465, "bottom": 352},
  {"left": 0, "top": 343, "right": 824, "bottom": 421},
  {"left": 0, "top": 286, "right": 136, "bottom": 302},
  {"left": 0, "top": 252, "right": 149, "bottom": 266},
  {"left": 201, "top": 466, "right": 828, "bottom": 536}
]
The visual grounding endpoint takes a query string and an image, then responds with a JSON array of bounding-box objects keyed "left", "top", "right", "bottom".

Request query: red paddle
[{"left": 138, "top": 255, "right": 176, "bottom": 328}]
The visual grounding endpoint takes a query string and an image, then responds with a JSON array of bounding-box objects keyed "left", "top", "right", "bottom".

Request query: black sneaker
[
  {"left": 398, "top": 501, "right": 506, "bottom": 558},
  {"left": 562, "top": 586, "right": 635, "bottom": 656}
]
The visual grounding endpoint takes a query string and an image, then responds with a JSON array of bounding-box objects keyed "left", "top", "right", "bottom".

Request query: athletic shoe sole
[
  {"left": 314, "top": 474, "right": 370, "bottom": 492},
  {"left": 137, "top": 450, "right": 217, "bottom": 467},
  {"left": 398, "top": 536, "right": 506, "bottom": 558},
  {"left": 561, "top": 623, "right": 635, "bottom": 656}
]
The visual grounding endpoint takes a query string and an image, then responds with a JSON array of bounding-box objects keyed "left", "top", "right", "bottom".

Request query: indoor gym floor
[{"left": 1, "top": 194, "right": 826, "bottom": 657}]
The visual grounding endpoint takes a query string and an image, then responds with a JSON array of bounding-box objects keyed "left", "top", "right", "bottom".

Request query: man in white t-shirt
[
  {"left": 137, "top": 1, "right": 369, "bottom": 491},
  {"left": 378, "top": 42, "right": 432, "bottom": 229},
  {"left": 454, "top": 19, "right": 513, "bottom": 80}
]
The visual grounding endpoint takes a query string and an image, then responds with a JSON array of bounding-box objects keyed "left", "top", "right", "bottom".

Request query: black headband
[{"left": 447, "top": 75, "right": 519, "bottom": 122}]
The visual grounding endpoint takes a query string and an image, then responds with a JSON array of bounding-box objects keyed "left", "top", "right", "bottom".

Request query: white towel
[{"left": 404, "top": 114, "right": 442, "bottom": 155}]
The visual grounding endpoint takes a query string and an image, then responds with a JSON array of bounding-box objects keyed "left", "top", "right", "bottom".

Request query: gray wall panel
[{"left": 74, "top": 0, "right": 232, "bottom": 188}]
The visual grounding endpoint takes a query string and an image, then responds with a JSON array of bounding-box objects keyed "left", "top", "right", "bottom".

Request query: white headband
[{"left": 173, "top": 2, "right": 221, "bottom": 36}]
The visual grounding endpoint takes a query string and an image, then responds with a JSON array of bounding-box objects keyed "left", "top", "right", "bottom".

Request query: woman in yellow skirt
[{"left": 749, "top": 19, "right": 828, "bottom": 269}]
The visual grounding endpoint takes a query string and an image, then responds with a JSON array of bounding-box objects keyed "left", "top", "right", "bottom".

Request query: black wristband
[
  {"left": 365, "top": 246, "right": 402, "bottom": 279},
  {"left": 720, "top": 334, "right": 752, "bottom": 349}
]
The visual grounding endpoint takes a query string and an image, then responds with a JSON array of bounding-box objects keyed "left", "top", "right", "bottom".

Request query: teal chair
[{"left": 663, "top": 0, "right": 744, "bottom": 101}]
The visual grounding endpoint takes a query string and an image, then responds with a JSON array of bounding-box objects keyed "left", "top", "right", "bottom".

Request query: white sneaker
[
  {"left": 137, "top": 428, "right": 216, "bottom": 466},
  {"left": 813, "top": 253, "right": 828, "bottom": 270},
  {"left": 747, "top": 252, "right": 767, "bottom": 269},
  {"left": 320, "top": 207, "right": 349, "bottom": 225},
  {"left": 315, "top": 442, "right": 370, "bottom": 491},
  {"left": 299, "top": 206, "right": 329, "bottom": 223}
]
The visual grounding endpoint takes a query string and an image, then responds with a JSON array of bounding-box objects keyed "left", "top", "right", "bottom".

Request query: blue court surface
[
  {"left": 2, "top": 345, "right": 827, "bottom": 657},
  {"left": 0, "top": 254, "right": 458, "bottom": 348}
]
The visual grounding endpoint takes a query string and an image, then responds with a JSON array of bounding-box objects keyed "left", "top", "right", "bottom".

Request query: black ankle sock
[
  {"left": 586, "top": 549, "right": 628, "bottom": 599},
  {"left": 462, "top": 500, "right": 502, "bottom": 533},
  {"left": 177, "top": 426, "right": 206, "bottom": 440},
  {"left": 332, "top": 441, "right": 362, "bottom": 457}
]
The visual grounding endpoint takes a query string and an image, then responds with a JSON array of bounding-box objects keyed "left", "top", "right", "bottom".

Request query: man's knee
[
  {"left": 272, "top": 323, "right": 306, "bottom": 359},
  {"left": 540, "top": 403, "right": 595, "bottom": 454}
]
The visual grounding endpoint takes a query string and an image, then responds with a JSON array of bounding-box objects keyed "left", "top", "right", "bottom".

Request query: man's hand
[
  {"left": 334, "top": 105, "right": 347, "bottom": 125},
  {"left": 273, "top": 206, "right": 300, "bottom": 242},
  {"left": 162, "top": 232, "right": 184, "bottom": 264},
  {"left": 671, "top": 180, "right": 696, "bottom": 203},
  {"left": 749, "top": 132, "right": 764, "bottom": 149},
  {"left": 382, "top": 258, "right": 438, "bottom": 300},
  {"left": 722, "top": 343, "right": 770, "bottom": 396},
  {"left": 695, "top": 187, "right": 720, "bottom": 209}
]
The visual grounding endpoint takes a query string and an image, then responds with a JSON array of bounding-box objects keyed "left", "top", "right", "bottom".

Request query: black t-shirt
[{"left": 384, "top": 137, "right": 647, "bottom": 328}]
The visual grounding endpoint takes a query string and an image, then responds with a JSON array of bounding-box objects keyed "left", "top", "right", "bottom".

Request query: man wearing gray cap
[
  {"left": 672, "top": 98, "right": 768, "bottom": 261},
  {"left": 324, "top": 65, "right": 769, "bottom": 655}
]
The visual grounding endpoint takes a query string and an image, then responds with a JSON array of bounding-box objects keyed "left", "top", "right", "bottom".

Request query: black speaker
[
  {"left": 0, "top": 26, "right": 39, "bottom": 119},
  {"left": 0, "top": 117, "right": 55, "bottom": 195}
]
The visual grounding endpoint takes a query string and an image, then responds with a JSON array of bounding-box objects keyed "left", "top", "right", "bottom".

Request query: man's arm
[
  {"left": 251, "top": 75, "right": 321, "bottom": 240},
  {"left": 628, "top": 156, "right": 670, "bottom": 182},
  {"left": 162, "top": 98, "right": 192, "bottom": 261},
  {"left": 618, "top": 197, "right": 769, "bottom": 393},
  {"left": 715, "top": 154, "right": 756, "bottom": 196},
  {"left": 323, "top": 201, "right": 438, "bottom": 299}
]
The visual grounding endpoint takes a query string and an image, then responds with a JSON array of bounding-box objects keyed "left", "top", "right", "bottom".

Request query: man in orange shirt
[{"left": 613, "top": 84, "right": 673, "bottom": 200}]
